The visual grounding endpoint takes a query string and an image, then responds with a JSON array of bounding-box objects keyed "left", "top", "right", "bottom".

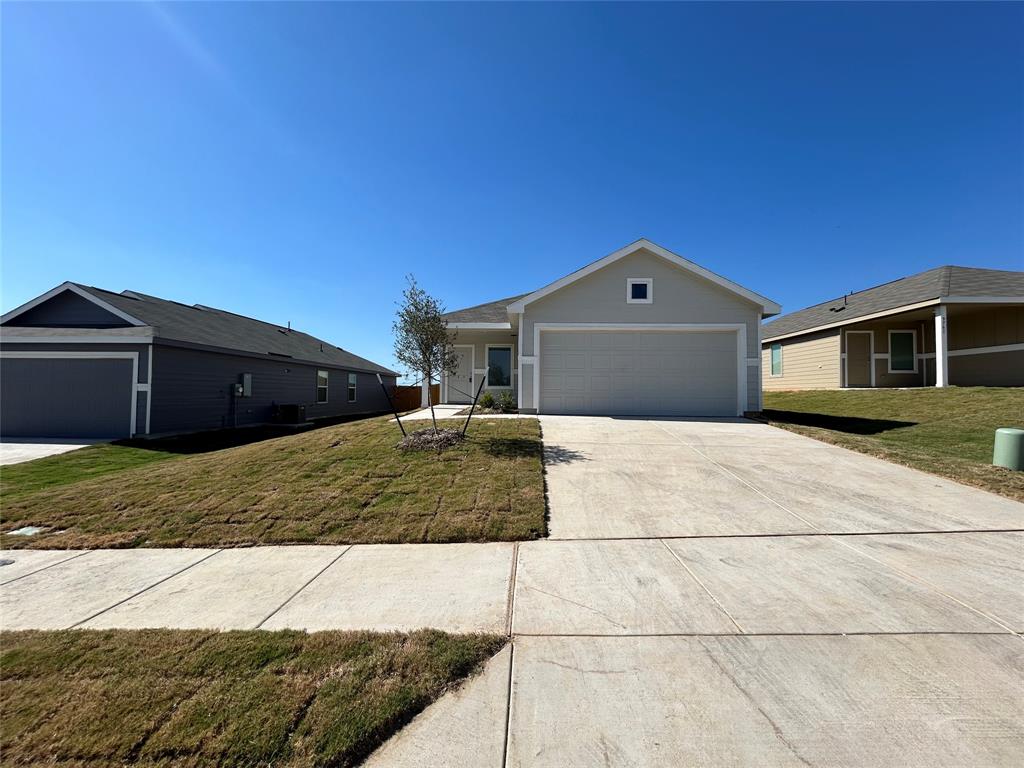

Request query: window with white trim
[
  {"left": 770, "top": 343, "right": 783, "bottom": 376},
  {"left": 626, "top": 278, "right": 653, "bottom": 304},
  {"left": 888, "top": 330, "right": 916, "bottom": 372},
  {"left": 316, "top": 370, "right": 329, "bottom": 403},
  {"left": 347, "top": 372, "right": 357, "bottom": 402},
  {"left": 486, "top": 346, "right": 512, "bottom": 387}
]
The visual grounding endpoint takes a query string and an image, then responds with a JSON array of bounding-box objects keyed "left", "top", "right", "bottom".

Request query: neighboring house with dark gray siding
[
  {"left": 0, "top": 282, "right": 397, "bottom": 438},
  {"left": 762, "top": 266, "right": 1024, "bottom": 390}
]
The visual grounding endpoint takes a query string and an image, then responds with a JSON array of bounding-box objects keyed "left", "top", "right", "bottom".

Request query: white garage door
[{"left": 539, "top": 330, "right": 738, "bottom": 416}]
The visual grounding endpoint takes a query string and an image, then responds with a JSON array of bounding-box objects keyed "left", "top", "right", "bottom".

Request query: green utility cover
[{"left": 992, "top": 427, "right": 1024, "bottom": 471}]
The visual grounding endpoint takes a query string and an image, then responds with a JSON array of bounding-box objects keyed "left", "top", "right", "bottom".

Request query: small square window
[
  {"left": 626, "top": 278, "right": 653, "bottom": 304},
  {"left": 316, "top": 370, "right": 329, "bottom": 403},
  {"left": 347, "top": 372, "right": 357, "bottom": 402}
]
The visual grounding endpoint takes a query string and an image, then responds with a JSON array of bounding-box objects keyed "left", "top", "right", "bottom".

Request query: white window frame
[
  {"left": 484, "top": 344, "right": 514, "bottom": 390},
  {"left": 887, "top": 329, "right": 918, "bottom": 374},
  {"left": 347, "top": 372, "right": 357, "bottom": 402},
  {"left": 769, "top": 342, "right": 783, "bottom": 377},
  {"left": 626, "top": 278, "right": 653, "bottom": 304},
  {"left": 316, "top": 369, "right": 329, "bottom": 403}
]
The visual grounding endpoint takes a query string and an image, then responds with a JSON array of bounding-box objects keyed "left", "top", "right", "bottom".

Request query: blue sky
[{"left": 3, "top": 2, "right": 1022, "bottom": 376}]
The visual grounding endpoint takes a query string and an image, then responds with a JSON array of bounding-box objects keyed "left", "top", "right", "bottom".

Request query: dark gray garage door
[
  {"left": 539, "top": 330, "right": 738, "bottom": 416},
  {"left": 1, "top": 357, "right": 134, "bottom": 438}
]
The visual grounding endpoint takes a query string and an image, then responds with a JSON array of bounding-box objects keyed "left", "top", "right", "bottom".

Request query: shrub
[
  {"left": 495, "top": 390, "right": 516, "bottom": 413},
  {"left": 479, "top": 391, "right": 496, "bottom": 409}
]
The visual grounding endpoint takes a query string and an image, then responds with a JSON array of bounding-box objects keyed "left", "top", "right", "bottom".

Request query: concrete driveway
[
  {"left": 0, "top": 438, "right": 101, "bottom": 466},
  {"left": 372, "top": 415, "right": 1024, "bottom": 767},
  {"left": 2, "top": 416, "right": 1022, "bottom": 766}
]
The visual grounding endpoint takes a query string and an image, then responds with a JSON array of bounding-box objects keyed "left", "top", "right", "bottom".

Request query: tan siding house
[
  {"left": 762, "top": 266, "right": 1024, "bottom": 390},
  {"left": 762, "top": 330, "right": 840, "bottom": 391}
]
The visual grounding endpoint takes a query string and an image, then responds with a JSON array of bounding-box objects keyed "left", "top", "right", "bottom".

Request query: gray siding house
[
  {"left": 0, "top": 283, "right": 397, "bottom": 438},
  {"left": 440, "top": 239, "right": 780, "bottom": 417},
  {"left": 762, "top": 266, "right": 1024, "bottom": 390}
]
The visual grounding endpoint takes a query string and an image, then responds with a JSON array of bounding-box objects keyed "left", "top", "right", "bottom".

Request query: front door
[
  {"left": 447, "top": 346, "right": 474, "bottom": 403},
  {"left": 845, "top": 332, "right": 872, "bottom": 387}
]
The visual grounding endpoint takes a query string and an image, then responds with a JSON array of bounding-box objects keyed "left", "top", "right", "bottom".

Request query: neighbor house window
[
  {"left": 770, "top": 343, "right": 783, "bottom": 376},
  {"left": 888, "top": 330, "right": 917, "bottom": 373},
  {"left": 316, "top": 370, "right": 329, "bottom": 403},
  {"left": 487, "top": 346, "right": 512, "bottom": 387},
  {"left": 626, "top": 278, "right": 653, "bottom": 304},
  {"left": 347, "top": 373, "right": 357, "bottom": 402}
]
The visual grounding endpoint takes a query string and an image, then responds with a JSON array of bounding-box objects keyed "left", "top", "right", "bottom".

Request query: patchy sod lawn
[
  {"left": 1, "top": 416, "right": 546, "bottom": 549},
  {"left": 764, "top": 387, "right": 1024, "bottom": 502},
  {"left": 1, "top": 628, "right": 504, "bottom": 767}
]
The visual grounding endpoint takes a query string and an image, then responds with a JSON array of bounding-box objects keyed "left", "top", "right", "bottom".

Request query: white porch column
[
  {"left": 934, "top": 305, "right": 949, "bottom": 387},
  {"left": 421, "top": 377, "right": 429, "bottom": 407}
]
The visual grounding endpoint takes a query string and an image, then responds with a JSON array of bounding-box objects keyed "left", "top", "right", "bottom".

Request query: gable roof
[
  {"left": 762, "top": 266, "right": 1024, "bottom": 342},
  {"left": 442, "top": 239, "right": 781, "bottom": 324},
  {"left": 508, "top": 239, "right": 781, "bottom": 316},
  {"left": 2, "top": 282, "right": 397, "bottom": 375}
]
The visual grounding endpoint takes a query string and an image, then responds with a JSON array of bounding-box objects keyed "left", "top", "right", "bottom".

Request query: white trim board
[
  {"left": 446, "top": 322, "right": 512, "bottom": 330},
  {"left": 507, "top": 239, "right": 780, "bottom": 317},
  {"left": 531, "top": 322, "right": 748, "bottom": 417},
  {"left": 0, "top": 350, "right": 141, "bottom": 436},
  {"left": 1, "top": 282, "right": 148, "bottom": 326}
]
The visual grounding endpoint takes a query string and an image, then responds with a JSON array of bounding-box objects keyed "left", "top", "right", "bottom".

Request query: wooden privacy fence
[{"left": 392, "top": 384, "right": 439, "bottom": 412}]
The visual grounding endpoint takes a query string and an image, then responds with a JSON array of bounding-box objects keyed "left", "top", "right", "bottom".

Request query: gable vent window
[
  {"left": 626, "top": 278, "right": 653, "bottom": 304},
  {"left": 316, "top": 370, "right": 329, "bottom": 403}
]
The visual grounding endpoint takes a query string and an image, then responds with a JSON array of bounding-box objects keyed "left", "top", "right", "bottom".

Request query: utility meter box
[{"left": 239, "top": 373, "right": 253, "bottom": 398}]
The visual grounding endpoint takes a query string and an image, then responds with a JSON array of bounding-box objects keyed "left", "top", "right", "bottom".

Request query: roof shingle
[
  {"left": 762, "top": 266, "right": 1024, "bottom": 341},
  {"left": 75, "top": 285, "right": 397, "bottom": 375}
]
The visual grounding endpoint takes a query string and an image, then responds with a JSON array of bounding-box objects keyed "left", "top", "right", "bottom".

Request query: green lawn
[
  {"left": 764, "top": 387, "right": 1024, "bottom": 501},
  {"left": 1, "top": 628, "right": 504, "bottom": 767},
  {"left": 1, "top": 416, "right": 546, "bottom": 549}
]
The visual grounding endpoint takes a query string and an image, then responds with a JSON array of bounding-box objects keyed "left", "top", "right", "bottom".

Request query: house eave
[{"left": 762, "top": 298, "right": 943, "bottom": 343}]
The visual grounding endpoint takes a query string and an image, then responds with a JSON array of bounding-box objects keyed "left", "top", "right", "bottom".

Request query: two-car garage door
[
  {"left": 539, "top": 330, "right": 739, "bottom": 417},
  {"left": 0, "top": 356, "right": 136, "bottom": 438}
]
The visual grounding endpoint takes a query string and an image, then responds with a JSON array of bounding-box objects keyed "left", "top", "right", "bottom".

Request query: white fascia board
[
  {"left": 446, "top": 322, "right": 513, "bottom": 330},
  {"left": 940, "top": 296, "right": 1024, "bottom": 304},
  {"left": 761, "top": 298, "right": 942, "bottom": 344},
  {"left": 506, "top": 239, "right": 781, "bottom": 316},
  {"left": 0, "top": 282, "right": 148, "bottom": 326}
]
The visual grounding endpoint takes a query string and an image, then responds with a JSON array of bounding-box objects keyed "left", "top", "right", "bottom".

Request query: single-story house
[
  {"left": 0, "top": 282, "right": 398, "bottom": 438},
  {"left": 439, "top": 239, "right": 780, "bottom": 417},
  {"left": 761, "top": 266, "right": 1024, "bottom": 390}
]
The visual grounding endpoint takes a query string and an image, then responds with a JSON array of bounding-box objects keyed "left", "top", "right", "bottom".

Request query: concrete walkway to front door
[{"left": 2, "top": 416, "right": 1022, "bottom": 766}]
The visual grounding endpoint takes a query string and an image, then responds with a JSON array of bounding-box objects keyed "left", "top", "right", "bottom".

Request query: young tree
[{"left": 393, "top": 275, "right": 458, "bottom": 433}]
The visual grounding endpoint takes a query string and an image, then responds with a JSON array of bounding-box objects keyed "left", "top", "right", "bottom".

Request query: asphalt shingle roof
[
  {"left": 762, "top": 266, "right": 1024, "bottom": 341},
  {"left": 76, "top": 285, "right": 397, "bottom": 375},
  {"left": 442, "top": 293, "right": 530, "bottom": 324}
]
